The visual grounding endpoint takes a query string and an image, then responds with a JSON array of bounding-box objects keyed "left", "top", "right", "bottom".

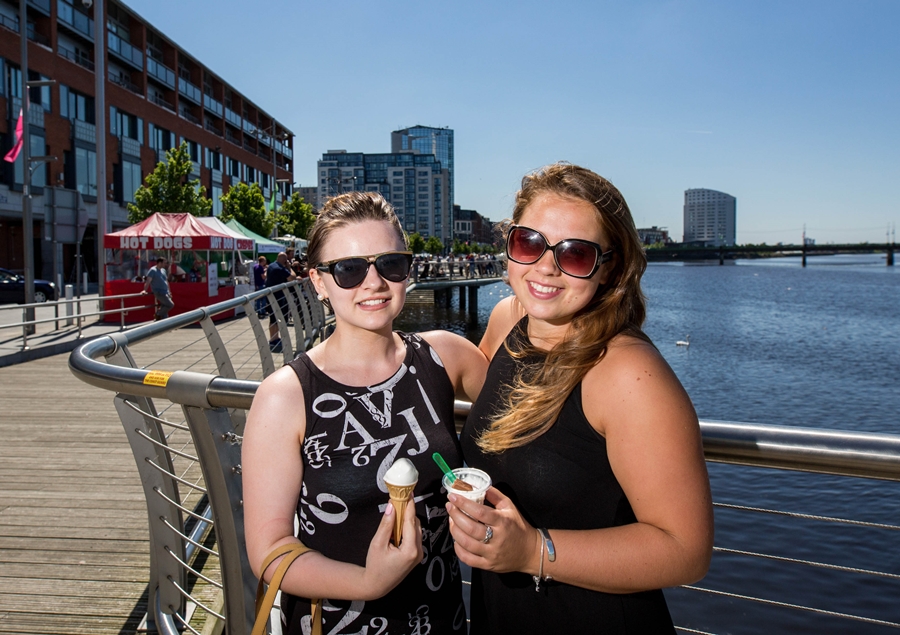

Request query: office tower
[
  {"left": 391, "top": 126, "right": 453, "bottom": 209},
  {"left": 317, "top": 150, "right": 451, "bottom": 243},
  {"left": 683, "top": 189, "right": 736, "bottom": 246}
]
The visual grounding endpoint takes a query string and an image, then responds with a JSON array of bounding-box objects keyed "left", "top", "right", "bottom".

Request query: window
[
  {"left": 111, "top": 107, "right": 142, "bottom": 143},
  {"left": 211, "top": 185, "right": 223, "bottom": 216},
  {"left": 185, "top": 139, "right": 200, "bottom": 162},
  {"left": 149, "top": 124, "right": 174, "bottom": 151},
  {"left": 206, "top": 147, "right": 221, "bottom": 171},
  {"left": 13, "top": 133, "right": 47, "bottom": 187},
  {"left": 121, "top": 160, "right": 142, "bottom": 203},
  {"left": 6, "top": 64, "right": 21, "bottom": 98},
  {"left": 60, "top": 86, "right": 95, "bottom": 123},
  {"left": 28, "top": 72, "right": 51, "bottom": 112},
  {"left": 75, "top": 146, "right": 97, "bottom": 197}
]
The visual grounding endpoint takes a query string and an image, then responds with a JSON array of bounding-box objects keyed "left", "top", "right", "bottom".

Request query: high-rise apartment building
[
  {"left": 317, "top": 150, "right": 451, "bottom": 243},
  {"left": 391, "top": 125, "right": 454, "bottom": 209},
  {"left": 683, "top": 189, "right": 736, "bottom": 246},
  {"left": 0, "top": 0, "right": 293, "bottom": 283}
]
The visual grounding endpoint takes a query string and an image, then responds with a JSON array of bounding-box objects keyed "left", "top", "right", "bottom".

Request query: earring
[{"left": 317, "top": 293, "right": 325, "bottom": 301}]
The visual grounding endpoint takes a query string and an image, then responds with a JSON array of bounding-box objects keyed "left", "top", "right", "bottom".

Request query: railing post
[
  {"left": 120, "top": 297, "right": 125, "bottom": 330},
  {"left": 21, "top": 306, "right": 28, "bottom": 351},
  {"left": 77, "top": 297, "right": 83, "bottom": 339}
]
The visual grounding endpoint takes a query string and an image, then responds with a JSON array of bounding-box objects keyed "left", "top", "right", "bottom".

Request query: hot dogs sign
[{"left": 111, "top": 235, "right": 253, "bottom": 250}]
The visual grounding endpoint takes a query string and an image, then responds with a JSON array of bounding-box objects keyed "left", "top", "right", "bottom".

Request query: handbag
[{"left": 252, "top": 542, "right": 323, "bottom": 635}]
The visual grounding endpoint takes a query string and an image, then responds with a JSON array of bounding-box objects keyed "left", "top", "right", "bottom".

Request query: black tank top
[
  {"left": 461, "top": 319, "right": 675, "bottom": 634},
  {"left": 282, "top": 332, "right": 466, "bottom": 635}
]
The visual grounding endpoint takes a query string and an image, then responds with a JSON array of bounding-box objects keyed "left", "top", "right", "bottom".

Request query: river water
[{"left": 396, "top": 254, "right": 900, "bottom": 634}]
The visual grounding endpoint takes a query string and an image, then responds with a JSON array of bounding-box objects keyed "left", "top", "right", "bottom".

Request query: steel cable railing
[{"left": 69, "top": 280, "right": 900, "bottom": 634}]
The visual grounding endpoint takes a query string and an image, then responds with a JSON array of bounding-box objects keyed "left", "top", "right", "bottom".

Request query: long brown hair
[{"left": 478, "top": 162, "right": 650, "bottom": 453}]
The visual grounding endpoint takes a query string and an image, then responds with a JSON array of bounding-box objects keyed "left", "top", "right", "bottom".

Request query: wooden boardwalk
[{"left": 0, "top": 317, "right": 264, "bottom": 635}]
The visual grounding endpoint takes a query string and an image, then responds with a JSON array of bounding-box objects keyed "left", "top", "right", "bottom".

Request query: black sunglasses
[
  {"left": 315, "top": 251, "right": 413, "bottom": 289},
  {"left": 506, "top": 225, "right": 613, "bottom": 279}
]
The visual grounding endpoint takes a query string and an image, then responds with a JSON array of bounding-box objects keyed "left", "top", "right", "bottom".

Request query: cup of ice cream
[{"left": 442, "top": 467, "right": 491, "bottom": 505}]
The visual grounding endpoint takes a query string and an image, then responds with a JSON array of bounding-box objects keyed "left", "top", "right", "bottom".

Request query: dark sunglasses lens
[
  {"left": 508, "top": 228, "right": 546, "bottom": 263},
  {"left": 556, "top": 241, "right": 599, "bottom": 277},
  {"left": 375, "top": 253, "right": 411, "bottom": 282},
  {"left": 332, "top": 258, "right": 369, "bottom": 288}
]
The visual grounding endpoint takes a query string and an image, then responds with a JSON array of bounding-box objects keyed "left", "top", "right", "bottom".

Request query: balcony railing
[
  {"left": 225, "top": 108, "right": 241, "bottom": 129},
  {"left": 203, "top": 94, "right": 224, "bottom": 118},
  {"left": 149, "top": 92, "right": 175, "bottom": 112},
  {"left": 179, "top": 108, "right": 200, "bottom": 126},
  {"left": 0, "top": 14, "right": 17, "bottom": 33},
  {"left": 27, "top": 23, "right": 50, "bottom": 46},
  {"left": 147, "top": 58, "right": 176, "bottom": 89},
  {"left": 178, "top": 77, "right": 202, "bottom": 105},
  {"left": 225, "top": 130, "right": 241, "bottom": 147},
  {"left": 57, "top": 0, "right": 93, "bottom": 40},
  {"left": 108, "top": 71, "right": 142, "bottom": 95},
  {"left": 28, "top": 0, "right": 51, "bottom": 15},
  {"left": 58, "top": 46, "right": 94, "bottom": 71},
  {"left": 205, "top": 119, "right": 223, "bottom": 137},
  {"left": 107, "top": 32, "right": 143, "bottom": 69}
]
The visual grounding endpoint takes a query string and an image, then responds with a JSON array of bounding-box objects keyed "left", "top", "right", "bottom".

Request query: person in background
[
  {"left": 446, "top": 163, "right": 714, "bottom": 634},
  {"left": 142, "top": 256, "right": 174, "bottom": 320},
  {"left": 264, "top": 252, "right": 296, "bottom": 351},
  {"left": 253, "top": 255, "right": 268, "bottom": 316},
  {"left": 243, "top": 191, "right": 487, "bottom": 634}
]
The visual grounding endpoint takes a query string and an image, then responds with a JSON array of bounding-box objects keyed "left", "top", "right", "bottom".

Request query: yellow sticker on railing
[{"left": 143, "top": 370, "right": 174, "bottom": 387}]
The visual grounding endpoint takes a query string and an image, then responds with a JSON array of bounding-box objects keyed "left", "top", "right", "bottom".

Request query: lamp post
[
  {"left": 17, "top": 0, "right": 57, "bottom": 333},
  {"left": 91, "top": 0, "right": 107, "bottom": 297}
]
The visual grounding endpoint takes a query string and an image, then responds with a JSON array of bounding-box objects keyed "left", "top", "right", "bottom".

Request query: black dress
[
  {"left": 460, "top": 319, "right": 676, "bottom": 634},
  {"left": 283, "top": 332, "right": 466, "bottom": 634}
]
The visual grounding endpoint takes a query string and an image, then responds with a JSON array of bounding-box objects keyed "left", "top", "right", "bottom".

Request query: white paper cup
[{"left": 442, "top": 467, "right": 491, "bottom": 504}]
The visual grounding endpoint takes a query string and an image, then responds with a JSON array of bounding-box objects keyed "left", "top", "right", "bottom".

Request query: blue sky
[{"left": 127, "top": 0, "right": 898, "bottom": 244}]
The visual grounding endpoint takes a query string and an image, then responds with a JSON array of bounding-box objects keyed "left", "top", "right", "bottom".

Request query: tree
[
  {"left": 127, "top": 141, "right": 212, "bottom": 223},
  {"left": 219, "top": 182, "right": 274, "bottom": 238},
  {"left": 277, "top": 194, "right": 316, "bottom": 240},
  {"left": 408, "top": 232, "right": 426, "bottom": 254},
  {"left": 424, "top": 236, "right": 444, "bottom": 256}
]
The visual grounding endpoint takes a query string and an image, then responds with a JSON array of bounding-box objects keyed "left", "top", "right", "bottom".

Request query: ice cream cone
[{"left": 386, "top": 483, "right": 416, "bottom": 545}]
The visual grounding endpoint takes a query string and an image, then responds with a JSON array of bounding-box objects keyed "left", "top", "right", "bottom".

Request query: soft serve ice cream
[{"left": 383, "top": 458, "right": 419, "bottom": 545}]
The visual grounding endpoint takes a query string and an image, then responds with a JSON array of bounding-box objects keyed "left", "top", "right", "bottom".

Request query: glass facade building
[
  {"left": 318, "top": 150, "right": 451, "bottom": 243},
  {"left": 391, "top": 126, "right": 454, "bottom": 210},
  {"left": 683, "top": 189, "right": 737, "bottom": 246}
]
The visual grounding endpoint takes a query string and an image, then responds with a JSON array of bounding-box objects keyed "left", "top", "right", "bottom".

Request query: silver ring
[{"left": 482, "top": 525, "right": 493, "bottom": 544}]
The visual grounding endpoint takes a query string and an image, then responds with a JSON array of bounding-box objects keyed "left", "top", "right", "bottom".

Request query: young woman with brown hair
[{"left": 446, "top": 163, "right": 714, "bottom": 634}]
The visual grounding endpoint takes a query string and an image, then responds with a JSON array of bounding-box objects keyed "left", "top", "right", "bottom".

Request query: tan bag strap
[{"left": 252, "top": 542, "right": 322, "bottom": 635}]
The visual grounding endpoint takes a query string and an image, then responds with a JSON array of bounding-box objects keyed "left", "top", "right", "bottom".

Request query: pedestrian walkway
[
  {"left": 0, "top": 321, "right": 261, "bottom": 635},
  {"left": 0, "top": 294, "right": 150, "bottom": 368}
]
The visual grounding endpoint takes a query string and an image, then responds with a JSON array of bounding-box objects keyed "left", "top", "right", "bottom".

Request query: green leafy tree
[
  {"left": 219, "top": 182, "right": 275, "bottom": 238},
  {"left": 277, "top": 194, "right": 316, "bottom": 239},
  {"left": 127, "top": 141, "right": 212, "bottom": 223},
  {"left": 408, "top": 232, "right": 426, "bottom": 254},
  {"left": 424, "top": 236, "right": 444, "bottom": 256}
]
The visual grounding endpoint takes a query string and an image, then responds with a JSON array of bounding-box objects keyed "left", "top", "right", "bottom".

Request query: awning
[{"left": 104, "top": 213, "right": 254, "bottom": 251}]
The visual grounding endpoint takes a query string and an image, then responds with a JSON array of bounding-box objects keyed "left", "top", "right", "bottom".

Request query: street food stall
[{"left": 103, "top": 213, "right": 254, "bottom": 322}]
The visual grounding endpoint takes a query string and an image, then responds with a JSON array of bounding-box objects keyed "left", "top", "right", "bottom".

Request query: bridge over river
[{"left": 647, "top": 242, "right": 896, "bottom": 266}]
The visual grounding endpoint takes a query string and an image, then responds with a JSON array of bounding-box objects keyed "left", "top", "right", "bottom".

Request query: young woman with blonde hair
[{"left": 446, "top": 163, "right": 714, "bottom": 633}]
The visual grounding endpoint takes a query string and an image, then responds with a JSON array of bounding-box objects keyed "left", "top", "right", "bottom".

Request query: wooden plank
[{"left": 0, "top": 323, "right": 257, "bottom": 635}]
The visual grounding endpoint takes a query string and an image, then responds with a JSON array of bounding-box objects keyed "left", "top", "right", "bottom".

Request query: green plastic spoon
[{"left": 432, "top": 452, "right": 457, "bottom": 483}]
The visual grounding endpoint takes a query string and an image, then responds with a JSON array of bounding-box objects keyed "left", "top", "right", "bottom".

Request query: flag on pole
[
  {"left": 269, "top": 188, "right": 277, "bottom": 213},
  {"left": 3, "top": 109, "right": 24, "bottom": 163}
]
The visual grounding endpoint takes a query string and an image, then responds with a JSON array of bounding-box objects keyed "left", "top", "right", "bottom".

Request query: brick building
[{"left": 0, "top": 0, "right": 294, "bottom": 285}]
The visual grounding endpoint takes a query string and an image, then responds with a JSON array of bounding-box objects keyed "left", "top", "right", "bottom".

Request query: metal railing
[
  {"left": 411, "top": 257, "right": 504, "bottom": 282},
  {"left": 1, "top": 291, "right": 153, "bottom": 350},
  {"left": 68, "top": 280, "right": 900, "bottom": 634}
]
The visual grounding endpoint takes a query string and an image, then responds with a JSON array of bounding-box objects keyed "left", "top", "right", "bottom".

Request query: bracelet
[
  {"left": 532, "top": 528, "right": 555, "bottom": 592},
  {"left": 537, "top": 527, "right": 556, "bottom": 562}
]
